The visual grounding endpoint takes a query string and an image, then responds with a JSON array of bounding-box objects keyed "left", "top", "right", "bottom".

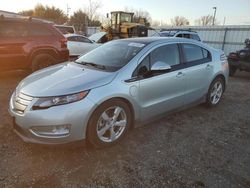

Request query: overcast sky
[{"left": 1, "top": 0, "right": 250, "bottom": 25}]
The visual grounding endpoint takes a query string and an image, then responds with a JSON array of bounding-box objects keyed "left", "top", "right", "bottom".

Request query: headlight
[{"left": 32, "top": 91, "right": 89, "bottom": 110}]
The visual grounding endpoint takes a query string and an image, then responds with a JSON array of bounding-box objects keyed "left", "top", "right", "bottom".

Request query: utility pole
[
  {"left": 212, "top": 7, "right": 217, "bottom": 26},
  {"left": 66, "top": 4, "right": 71, "bottom": 19}
]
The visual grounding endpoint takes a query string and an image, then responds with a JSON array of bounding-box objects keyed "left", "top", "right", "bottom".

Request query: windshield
[{"left": 75, "top": 40, "right": 146, "bottom": 71}]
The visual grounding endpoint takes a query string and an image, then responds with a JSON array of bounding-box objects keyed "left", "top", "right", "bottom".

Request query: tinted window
[
  {"left": 182, "top": 44, "right": 211, "bottom": 63},
  {"left": 202, "top": 48, "right": 209, "bottom": 58},
  {"left": 133, "top": 44, "right": 180, "bottom": 77},
  {"left": 133, "top": 55, "right": 150, "bottom": 77},
  {"left": 0, "top": 21, "right": 28, "bottom": 37},
  {"left": 29, "top": 23, "right": 53, "bottom": 36},
  {"left": 77, "top": 36, "right": 92, "bottom": 43},
  {"left": 67, "top": 36, "right": 77, "bottom": 41},
  {"left": 160, "top": 32, "right": 174, "bottom": 37},
  {"left": 68, "top": 36, "right": 92, "bottom": 43},
  {"left": 151, "top": 44, "right": 180, "bottom": 67},
  {"left": 182, "top": 44, "right": 203, "bottom": 62},
  {"left": 176, "top": 34, "right": 183, "bottom": 38},
  {"left": 191, "top": 34, "right": 201, "bottom": 41},
  {"left": 183, "top": 34, "right": 191, "bottom": 39},
  {"left": 55, "top": 26, "right": 74, "bottom": 34}
]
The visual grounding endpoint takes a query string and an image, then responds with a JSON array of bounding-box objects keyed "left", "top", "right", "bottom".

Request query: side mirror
[{"left": 151, "top": 61, "right": 171, "bottom": 72}]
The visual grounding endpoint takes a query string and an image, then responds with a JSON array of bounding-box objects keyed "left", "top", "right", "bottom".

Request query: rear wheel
[
  {"left": 31, "top": 54, "right": 56, "bottom": 72},
  {"left": 206, "top": 77, "right": 224, "bottom": 107},
  {"left": 87, "top": 99, "right": 132, "bottom": 148}
]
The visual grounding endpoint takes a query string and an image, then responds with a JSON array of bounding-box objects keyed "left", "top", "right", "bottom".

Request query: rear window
[
  {"left": 55, "top": 26, "right": 74, "bottom": 34},
  {"left": 0, "top": 21, "right": 28, "bottom": 37}
]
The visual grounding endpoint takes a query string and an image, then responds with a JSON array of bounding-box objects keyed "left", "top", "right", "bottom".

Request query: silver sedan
[{"left": 9, "top": 37, "right": 229, "bottom": 148}]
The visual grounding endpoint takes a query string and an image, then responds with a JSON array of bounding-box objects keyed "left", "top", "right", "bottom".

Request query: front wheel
[
  {"left": 87, "top": 99, "right": 132, "bottom": 148},
  {"left": 206, "top": 77, "right": 224, "bottom": 107}
]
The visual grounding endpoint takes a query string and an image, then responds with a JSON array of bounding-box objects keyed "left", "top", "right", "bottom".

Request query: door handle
[{"left": 176, "top": 72, "right": 184, "bottom": 78}]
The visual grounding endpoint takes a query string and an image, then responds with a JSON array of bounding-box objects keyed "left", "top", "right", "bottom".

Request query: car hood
[{"left": 17, "top": 62, "right": 117, "bottom": 97}]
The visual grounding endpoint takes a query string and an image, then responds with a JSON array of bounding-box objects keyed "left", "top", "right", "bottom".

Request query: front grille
[{"left": 13, "top": 92, "right": 33, "bottom": 114}]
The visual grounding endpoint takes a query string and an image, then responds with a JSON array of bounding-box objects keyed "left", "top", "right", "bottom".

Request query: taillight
[{"left": 60, "top": 38, "right": 67, "bottom": 48}]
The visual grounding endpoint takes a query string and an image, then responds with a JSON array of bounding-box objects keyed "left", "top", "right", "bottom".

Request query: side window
[
  {"left": 151, "top": 44, "right": 180, "bottom": 67},
  {"left": 29, "top": 24, "right": 53, "bottom": 36},
  {"left": 182, "top": 44, "right": 211, "bottom": 63},
  {"left": 202, "top": 48, "right": 211, "bottom": 60},
  {"left": 0, "top": 21, "right": 28, "bottom": 37},
  {"left": 183, "top": 34, "right": 191, "bottom": 39},
  {"left": 67, "top": 36, "right": 77, "bottom": 41},
  {"left": 78, "top": 36, "right": 92, "bottom": 43},
  {"left": 133, "top": 55, "right": 150, "bottom": 77},
  {"left": 191, "top": 34, "right": 201, "bottom": 41},
  {"left": 176, "top": 34, "right": 182, "bottom": 38},
  {"left": 133, "top": 44, "right": 180, "bottom": 77}
]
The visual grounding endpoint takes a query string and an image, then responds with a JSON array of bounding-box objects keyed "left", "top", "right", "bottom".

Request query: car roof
[
  {"left": 160, "top": 30, "right": 197, "bottom": 35},
  {"left": 119, "top": 37, "right": 193, "bottom": 44},
  {"left": 0, "top": 16, "right": 53, "bottom": 24}
]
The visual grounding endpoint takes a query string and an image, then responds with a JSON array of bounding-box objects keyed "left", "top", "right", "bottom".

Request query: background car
[
  {"left": 0, "top": 17, "right": 69, "bottom": 72},
  {"left": 54, "top": 25, "right": 76, "bottom": 34},
  {"left": 65, "top": 34, "right": 101, "bottom": 59},
  {"left": 9, "top": 37, "right": 228, "bottom": 148},
  {"left": 151, "top": 29, "right": 202, "bottom": 41}
]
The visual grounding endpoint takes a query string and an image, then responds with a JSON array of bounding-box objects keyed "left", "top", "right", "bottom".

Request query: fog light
[{"left": 30, "top": 125, "right": 71, "bottom": 137}]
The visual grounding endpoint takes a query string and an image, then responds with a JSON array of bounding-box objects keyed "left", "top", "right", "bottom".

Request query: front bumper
[{"left": 9, "top": 93, "right": 96, "bottom": 144}]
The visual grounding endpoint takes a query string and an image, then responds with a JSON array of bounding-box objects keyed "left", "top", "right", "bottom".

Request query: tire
[
  {"left": 229, "top": 65, "right": 237, "bottom": 76},
  {"left": 31, "top": 54, "right": 56, "bottom": 72},
  {"left": 206, "top": 77, "right": 224, "bottom": 107},
  {"left": 87, "top": 99, "right": 132, "bottom": 148}
]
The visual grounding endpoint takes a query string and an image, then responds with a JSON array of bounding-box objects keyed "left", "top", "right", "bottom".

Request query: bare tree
[
  {"left": 69, "top": 9, "right": 88, "bottom": 33},
  {"left": 84, "top": 0, "right": 102, "bottom": 26},
  {"left": 195, "top": 15, "right": 214, "bottom": 26},
  {"left": 171, "top": 16, "right": 189, "bottom": 26}
]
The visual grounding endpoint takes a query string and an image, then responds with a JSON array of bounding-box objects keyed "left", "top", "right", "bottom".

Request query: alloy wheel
[{"left": 96, "top": 106, "right": 127, "bottom": 143}]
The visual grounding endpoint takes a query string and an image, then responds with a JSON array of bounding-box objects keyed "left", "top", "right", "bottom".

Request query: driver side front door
[{"left": 136, "top": 44, "right": 187, "bottom": 121}]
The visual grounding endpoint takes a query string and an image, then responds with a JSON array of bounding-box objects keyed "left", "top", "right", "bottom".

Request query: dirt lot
[{"left": 0, "top": 71, "right": 250, "bottom": 188}]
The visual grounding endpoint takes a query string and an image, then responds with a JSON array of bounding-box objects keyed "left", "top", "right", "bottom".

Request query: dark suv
[{"left": 0, "top": 17, "right": 69, "bottom": 72}]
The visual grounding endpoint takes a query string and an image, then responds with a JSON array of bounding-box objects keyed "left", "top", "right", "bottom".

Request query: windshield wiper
[{"left": 75, "top": 61, "right": 106, "bottom": 70}]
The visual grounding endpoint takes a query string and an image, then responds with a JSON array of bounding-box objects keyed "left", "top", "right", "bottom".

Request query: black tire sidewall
[
  {"left": 87, "top": 99, "right": 132, "bottom": 148},
  {"left": 206, "top": 77, "right": 224, "bottom": 107},
  {"left": 32, "top": 54, "right": 56, "bottom": 72}
]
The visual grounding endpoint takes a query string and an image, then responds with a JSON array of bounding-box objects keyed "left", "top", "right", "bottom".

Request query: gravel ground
[{"left": 0, "top": 71, "right": 250, "bottom": 188}]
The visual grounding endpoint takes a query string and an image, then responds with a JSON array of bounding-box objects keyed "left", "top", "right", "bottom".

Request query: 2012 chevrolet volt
[{"left": 9, "top": 37, "right": 229, "bottom": 148}]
